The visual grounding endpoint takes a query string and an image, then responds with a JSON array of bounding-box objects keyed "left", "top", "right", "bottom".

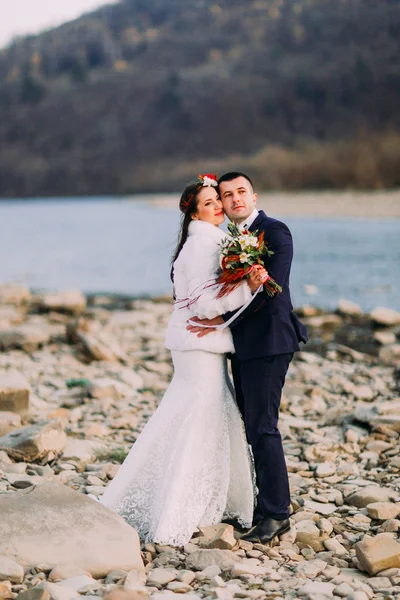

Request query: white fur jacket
[{"left": 165, "top": 219, "right": 252, "bottom": 354}]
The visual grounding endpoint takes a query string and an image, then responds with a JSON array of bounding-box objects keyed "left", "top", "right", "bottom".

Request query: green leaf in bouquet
[{"left": 227, "top": 222, "right": 241, "bottom": 237}]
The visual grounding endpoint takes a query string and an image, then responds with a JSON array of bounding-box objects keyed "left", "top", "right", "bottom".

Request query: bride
[{"left": 100, "top": 174, "right": 267, "bottom": 546}]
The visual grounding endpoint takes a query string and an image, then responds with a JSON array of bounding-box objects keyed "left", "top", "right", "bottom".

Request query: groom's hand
[{"left": 187, "top": 316, "right": 224, "bottom": 337}]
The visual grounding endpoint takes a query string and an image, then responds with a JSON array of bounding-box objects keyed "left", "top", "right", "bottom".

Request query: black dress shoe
[
  {"left": 241, "top": 517, "right": 290, "bottom": 544},
  {"left": 252, "top": 509, "right": 264, "bottom": 527}
]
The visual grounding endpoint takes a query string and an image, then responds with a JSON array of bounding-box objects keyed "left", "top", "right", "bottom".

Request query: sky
[{"left": 0, "top": 0, "right": 119, "bottom": 48}]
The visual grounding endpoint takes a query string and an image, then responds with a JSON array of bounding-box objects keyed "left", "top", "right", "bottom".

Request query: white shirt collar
[{"left": 239, "top": 208, "right": 259, "bottom": 231}]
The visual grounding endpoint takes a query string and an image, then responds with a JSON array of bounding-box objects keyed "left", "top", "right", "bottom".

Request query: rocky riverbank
[{"left": 0, "top": 283, "right": 399, "bottom": 600}]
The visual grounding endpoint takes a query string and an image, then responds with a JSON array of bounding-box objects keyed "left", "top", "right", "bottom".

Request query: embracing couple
[{"left": 101, "top": 172, "right": 307, "bottom": 547}]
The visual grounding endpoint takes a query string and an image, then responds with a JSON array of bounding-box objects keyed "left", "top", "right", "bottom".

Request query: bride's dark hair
[{"left": 170, "top": 183, "right": 202, "bottom": 282}]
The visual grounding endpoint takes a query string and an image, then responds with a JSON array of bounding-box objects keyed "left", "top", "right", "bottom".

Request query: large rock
[
  {"left": 355, "top": 400, "right": 400, "bottom": 431},
  {"left": 62, "top": 439, "right": 104, "bottom": 464},
  {"left": 197, "top": 524, "right": 236, "bottom": 550},
  {"left": 0, "top": 581, "right": 13, "bottom": 600},
  {"left": 367, "top": 503, "right": 400, "bottom": 520},
  {"left": 0, "top": 285, "right": 30, "bottom": 305},
  {"left": 370, "top": 307, "right": 400, "bottom": 327},
  {"left": 0, "top": 482, "right": 143, "bottom": 577},
  {"left": 15, "top": 591, "right": 50, "bottom": 600},
  {"left": 355, "top": 533, "right": 400, "bottom": 575},
  {"left": 295, "top": 520, "right": 326, "bottom": 552},
  {"left": 0, "top": 324, "right": 51, "bottom": 352},
  {"left": 0, "top": 556, "right": 24, "bottom": 583},
  {"left": 0, "top": 371, "right": 30, "bottom": 416},
  {"left": 185, "top": 550, "right": 239, "bottom": 571},
  {"left": 297, "top": 581, "right": 335, "bottom": 598},
  {"left": 0, "top": 420, "right": 67, "bottom": 461},
  {"left": 302, "top": 314, "right": 343, "bottom": 331},
  {"left": 0, "top": 306, "right": 24, "bottom": 328},
  {"left": 0, "top": 412, "right": 21, "bottom": 436},
  {"left": 338, "top": 299, "right": 362, "bottom": 316},
  {"left": 346, "top": 486, "right": 392, "bottom": 509},
  {"left": 104, "top": 591, "right": 150, "bottom": 600},
  {"left": 35, "top": 582, "right": 79, "bottom": 600},
  {"left": 374, "top": 330, "right": 397, "bottom": 345},
  {"left": 379, "top": 344, "right": 400, "bottom": 367},
  {"left": 36, "top": 291, "right": 86, "bottom": 315},
  {"left": 76, "top": 332, "right": 122, "bottom": 362}
]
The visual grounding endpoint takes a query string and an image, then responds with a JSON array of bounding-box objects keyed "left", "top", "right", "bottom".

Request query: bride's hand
[{"left": 248, "top": 265, "right": 268, "bottom": 292}]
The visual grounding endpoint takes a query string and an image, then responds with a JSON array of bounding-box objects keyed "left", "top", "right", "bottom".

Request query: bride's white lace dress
[{"left": 101, "top": 220, "right": 255, "bottom": 546}]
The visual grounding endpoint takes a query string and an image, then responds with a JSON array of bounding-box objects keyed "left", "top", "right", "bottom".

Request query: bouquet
[{"left": 216, "top": 222, "right": 282, "bottom": 299}]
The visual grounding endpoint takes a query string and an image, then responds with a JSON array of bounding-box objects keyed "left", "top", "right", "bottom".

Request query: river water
[{"left": 0, "top": 196, "right": 398, "bottom": 312}]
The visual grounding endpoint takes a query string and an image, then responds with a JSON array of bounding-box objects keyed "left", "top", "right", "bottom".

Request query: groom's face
[{"left": 219, "top": 177, "right": 258, "bottom": 224}]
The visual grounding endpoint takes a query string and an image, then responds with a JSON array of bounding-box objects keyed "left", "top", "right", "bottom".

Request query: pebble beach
[{"left": 0, "top": 284, "right": 399, "bottom": 600}]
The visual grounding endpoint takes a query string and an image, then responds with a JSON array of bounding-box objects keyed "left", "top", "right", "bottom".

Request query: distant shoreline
[
  {"left": 0, "top": 189, "right": 399, "bottom": 219},
  {"left": 151, "top": 190, "right": 400, "bottom": 219}
]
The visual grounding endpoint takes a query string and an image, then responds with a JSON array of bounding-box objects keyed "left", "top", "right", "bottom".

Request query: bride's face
[{"left": 192, "top": 187, "right": 225, "bottom": 226}]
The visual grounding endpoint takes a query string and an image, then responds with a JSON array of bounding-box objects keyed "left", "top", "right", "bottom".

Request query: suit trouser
[{"left": 231, "top": 352, "right": 293, "bottom": 520}]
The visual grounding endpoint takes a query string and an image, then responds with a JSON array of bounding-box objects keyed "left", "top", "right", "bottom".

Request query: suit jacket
[{"left": 223, "top": 210, "right": 308, "bottom": 360}]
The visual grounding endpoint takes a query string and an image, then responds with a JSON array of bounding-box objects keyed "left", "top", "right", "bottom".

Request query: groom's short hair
[{"left": 218, "top": 172, "right": 254, "bottom": 191}]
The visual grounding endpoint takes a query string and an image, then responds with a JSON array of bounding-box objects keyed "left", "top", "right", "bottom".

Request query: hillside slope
[{"left": 0, "top": 0, "right": 399, "bottom": 195}]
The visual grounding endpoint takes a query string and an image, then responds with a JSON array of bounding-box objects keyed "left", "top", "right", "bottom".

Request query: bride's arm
[{"left": 183, "top": 237, "right": 253, "bottom": 320}]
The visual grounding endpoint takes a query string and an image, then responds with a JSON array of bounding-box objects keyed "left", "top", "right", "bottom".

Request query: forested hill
[{"left": 0, "top": 0, "right": 399, "bottom": 196}]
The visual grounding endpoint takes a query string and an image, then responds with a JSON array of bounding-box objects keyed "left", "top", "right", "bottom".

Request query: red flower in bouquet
[{"left": 217, "top": 223, "right": 282, "bottom": 299}]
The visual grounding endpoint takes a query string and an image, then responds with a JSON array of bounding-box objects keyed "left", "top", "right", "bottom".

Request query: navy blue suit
[{"left": 223, "top": 211, "right": 307, "bottom": 520}]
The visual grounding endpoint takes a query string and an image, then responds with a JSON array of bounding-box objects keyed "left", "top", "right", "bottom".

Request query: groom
[{"left": 188, "top": 172, "right": 307, "bottom": 544}]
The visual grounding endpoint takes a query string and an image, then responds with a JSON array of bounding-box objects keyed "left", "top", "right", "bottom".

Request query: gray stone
[
  {"left": 104, "top": 590, "right": 150, "bottom": 600},
  {"left": 197, "top": 524, "right": 236, "bottom": 550},
  {"left": 355, "top": 533, "right": 400, "bottom": 575},
  {"left": 37, "top": 291, "right": 86, "bottom": 315},
  {"left": 346, "top": 593, "right": 369, "bottom": 600},
  {"left": 0, "top": 581, "right": 13, "bottom": 600},
  {"left": 333, "top": 582, "right": 353, "bottom": 597},
  {"left": 58, "top": 575, "right": 96, "bottom": 592},
  {"left": 367, "top": 502, "right": 400, "bottom": 520},
  {"left": 303, "top": 499, "right": 338, "bottom": 515},
  {"left": 295, "top": 520, "right": 326, "bottom": 552},
  {"left": 379, "top": 344, "right": 400, "bottom": 366},
  {"left": 345, "top": 486, "right": 397, "bottom": 508},
  {"left": 0, "top": 285, "right": 30, "bottom": 305},
  {"left": 0, "top": 481, "right": 143, "bottom": 577},
  {"left": 0, "top": 411, "right": 21, "bottom": 436},
  {"left": 231, "top": 562, "right": 269, "bottom": 577},
  {"left": 76, "top": 332, "right": 121, "bottom": 362},
  {"left": 36, "top": 583, "right": 77, "bottom": 600},
  {"left": 316, "top": 463, "right": 336, "bottom": 478},
  {"left": 338, "top": 300, "right": 362, "bottom": 316},
  {"left": 0, "top": 371, "right": 30, "bottom": 416},
  {"left": 370, "top": 307, "right": 400, "bottom": 327},
  {"left": 186, "top": 550, "right": 239, "bottom": 572},
  {"left": 15, "top": 590, "right": 50, "bottom": 600},
  {"left": 49, "top": 565, "right": 91, "bottom": 582},
  {"left": 374, "top": 331, "right": 397, "bottom": 345},
  {"left": 0, "top": 324, "right": 51, "bottom": 352},
  {"left": 146, "top": 569, "right": 177, "bottom": 586},
  {"left": 295, "top": 559, "right": 327, "bottom": 578},
  {"left": 62, "top": 439, "right": 104, "bottom": 464},
  {"left": 0, "top": 420, "right": 66, "bottom": 461},
  {"left": 0, "top": 556, "right": 24, "bottom": 583},
  {"left": 324, "top": 537, "right": 348, "bottom": 556},
  {"left": 368, "top": 576, "right": 392, "bottom": 591},
  {"left": 297, "top": 581, "right": 335, "bottom": 597},
  {"left": 124, "top": 569, "right": 146, "bottom": 591}
]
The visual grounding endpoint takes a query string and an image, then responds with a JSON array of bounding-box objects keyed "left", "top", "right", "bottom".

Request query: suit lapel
[{"left": 249, "top": 210, "right": 267, "bottom": 232}]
